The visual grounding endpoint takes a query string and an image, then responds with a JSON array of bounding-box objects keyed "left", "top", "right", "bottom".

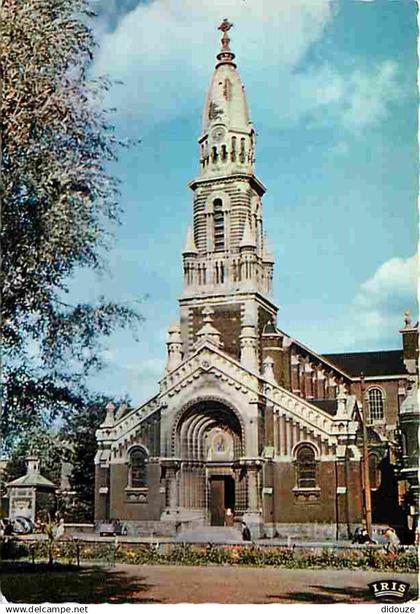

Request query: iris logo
[{"left": 368, "top": 580, "right": 410, "bottom": 602}]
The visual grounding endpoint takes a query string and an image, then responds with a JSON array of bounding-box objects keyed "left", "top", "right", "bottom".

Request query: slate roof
[
  {"left": 7, "top": 473, "right": 56, "bottom": 490},
  {"left": 322, "top": 350, "right": 407, "bottom": 378},
  {"left": 310, "top": 399, "right": 338, "bottom": 416}
]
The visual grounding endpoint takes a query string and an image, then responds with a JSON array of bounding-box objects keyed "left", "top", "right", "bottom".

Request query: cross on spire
[
  {"left": 216, "top": 19, "right": 236, "bottom": 67},
  {"left": 218, "top": 18, "right": 233, "bottom": 32}
]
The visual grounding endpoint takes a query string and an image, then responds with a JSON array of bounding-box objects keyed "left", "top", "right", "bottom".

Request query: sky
[{"left": 70, "top": 0, "right": 418, "bottom": 406}]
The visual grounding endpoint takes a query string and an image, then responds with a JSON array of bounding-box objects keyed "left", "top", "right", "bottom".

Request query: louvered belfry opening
[{"left": 213, "top": 199, "right": 225, "bottom": 251}]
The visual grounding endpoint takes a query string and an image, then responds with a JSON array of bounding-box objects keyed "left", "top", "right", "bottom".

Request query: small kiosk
[{"left": 7, "top": 456, "right": 56, "bottom": 523}]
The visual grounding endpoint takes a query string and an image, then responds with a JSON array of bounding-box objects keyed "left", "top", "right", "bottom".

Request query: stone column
[
  {"left": 166, "top": 324, "right": 183, "bottom": 372},
  {"left": 291, "top": 354, "right": 300, "bottom": 394},
  {"left": 240, "top": 307, "right": 258, "bottom": 372},
  {"left": 247, "top": 466, "right": 259, "bottom": 512},
  {"left": 262, "top": 356, "right": 276, "bottom": 384},
  {"left": 286, "top": 418, "right": 292, "bottom": 455},
  {"left": 280, "top": 414, "right": 287, "bottom": 456},
  {"left": 316, "top": 368, "right": 326, "bottom": 398},
  {"left": 163, "top": 464, "right": 180, "bottom": 510},
  {"left": 327, "top": 374, "right": 337, "bottom": 400},
  {"left": 293, "top": 422, "right": 299, "bottom": 448},
  {"left": 242, "top": 462, "right": 263, "bottom": 538},
  {"left": 273, "top": 411, "right": 279, "bottom": 454},
  {"left": 304, "top": 362, "right": 313, "bottom": 398}
]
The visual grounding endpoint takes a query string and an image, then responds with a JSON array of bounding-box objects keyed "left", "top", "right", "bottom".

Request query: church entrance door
[{"left": 209, "top": 475, "right": 235, "bottom": 526}]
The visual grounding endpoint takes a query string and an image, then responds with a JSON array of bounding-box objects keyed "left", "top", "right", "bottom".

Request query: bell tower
[{"left": 178, "top": 21, "right": 278, "bottom": 369}]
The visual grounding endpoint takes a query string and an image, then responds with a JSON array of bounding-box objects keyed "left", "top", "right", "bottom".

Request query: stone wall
[{"left": 271, "top": 459, "right": 363, "bottom": 527}]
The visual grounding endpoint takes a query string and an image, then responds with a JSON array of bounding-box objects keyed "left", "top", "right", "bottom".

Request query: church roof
[
  {"left": 310, "top": 399, "right": 338, "bottom": 416},
  {"left": 323, "top": 350, "right": 407, "bottom": 378}
]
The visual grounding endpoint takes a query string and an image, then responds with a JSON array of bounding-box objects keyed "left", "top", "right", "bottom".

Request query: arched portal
[{"left": 172, "top": 399, "right": 246, "bottom": 524}]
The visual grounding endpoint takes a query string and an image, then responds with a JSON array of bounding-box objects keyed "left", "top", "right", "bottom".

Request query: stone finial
[
  {"left": 240, "top": 215, "right": 256, "bottom": 249},
  {"left": 337, "top": 383, "right": 348, "bottom": 399},
  {"left": 404, "top": 310, "right": 412, "bottom": 328},
  {"left": 202, "top": 306, "right": 215, "bottom": 323},
  {"left": 262, "top": 356, "right": 276, "bottom": 384},
  {"left": 196, "top": 307, "right": 222, "bottom": 348},
  {"left": 183, "top": 226, "right": 198, "bottom": 255},
  {"left": 400, "top": 376, "right": 419, "bottom": 415},
  {"left": 26, "top": 456, "right": 40, "bottom": 475},
  {"left": 102, "top": 401, "right": 115, "bottom": 427},
  {"left": 216, "top": 19, "right": 236, "bottom": 67},
  {"left": 336, "top": 383, "right": 349, "bottom": 418},
  {"left": 218, "top": 18, "right": 233, "bottom": 52},
  {"left": 167, "top": 322, "right": 182, "bottom": 342},
  {"left": 115, "top": 403, "right": 129, "bottom": 421},
  {"left": 262, "top": 233, "right": 274, "bottom": 263}
]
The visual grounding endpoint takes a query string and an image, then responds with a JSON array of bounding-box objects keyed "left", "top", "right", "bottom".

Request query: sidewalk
[{"left": 16, "top": 532, "right": 393, "bottom": 549}]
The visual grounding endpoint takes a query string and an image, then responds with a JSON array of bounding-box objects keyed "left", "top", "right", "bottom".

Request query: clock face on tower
[{"left": 211, "top": 126, "right": 226, "bottom": 143}]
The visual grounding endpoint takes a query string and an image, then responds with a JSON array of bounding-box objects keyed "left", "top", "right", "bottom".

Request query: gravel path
[{"left": 116, "top": 564, "right": 418, "bottom": 604}]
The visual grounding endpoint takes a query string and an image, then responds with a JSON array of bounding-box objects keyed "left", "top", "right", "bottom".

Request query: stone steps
[{"left": 175, "top": 525, "right": 244, "bottom": 544}]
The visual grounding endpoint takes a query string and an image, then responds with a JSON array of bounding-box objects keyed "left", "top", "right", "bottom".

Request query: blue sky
[{"left": 72, "top": 0, "right": 418, "bottom": 405}]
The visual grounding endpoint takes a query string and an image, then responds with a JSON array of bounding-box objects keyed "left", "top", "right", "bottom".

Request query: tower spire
[{"left": 216, "top": 19, "right": 236, "bottom": 68}]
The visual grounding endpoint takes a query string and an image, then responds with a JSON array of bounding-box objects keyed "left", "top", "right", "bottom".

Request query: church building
[{"left": 95, "top": 22, "right": 418, "bottom": 540}]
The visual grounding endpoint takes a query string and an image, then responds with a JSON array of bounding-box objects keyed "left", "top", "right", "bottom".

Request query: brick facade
[{"left": 94, "top": 25, "right": 418, "bottom": 541}]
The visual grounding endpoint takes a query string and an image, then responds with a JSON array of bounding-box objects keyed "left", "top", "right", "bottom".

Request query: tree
[
  {"left": 2, "top": 395, "right": 111, "bottom": 521},
  {"left": 1, "top": 0, "right": 142, "bottom": 453}
]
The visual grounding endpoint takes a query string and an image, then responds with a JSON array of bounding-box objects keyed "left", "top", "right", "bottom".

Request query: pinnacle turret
[
  {"left": 240, "top": 215, "right": 256, "bottom": 249},
  {"left": 183, "top": 226, "right": 198, "bottom": 255},
  {"left": 262, "top": 233, "right": 274, "bottom": 263}
]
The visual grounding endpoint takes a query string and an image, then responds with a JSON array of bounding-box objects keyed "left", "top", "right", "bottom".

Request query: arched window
[
  {"left": 368, "top": 388, "right": 384, "bottom": 421},
  {"left": 296, "top": 444, "right": 317, "bottom": 489},
  {"left": 213, "top": 199, "right": 225, "bottom": 251},
  {"left": 129, "top": 447, "right": 148, "bottom": 488}
]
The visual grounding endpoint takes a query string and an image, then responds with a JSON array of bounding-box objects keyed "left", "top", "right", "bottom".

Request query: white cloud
[
  {"left": 91, "top": 1, "right": 404, "bottom": 137},
  {"left": 92, "top": 0, "right": 334, "bottom": 124},
  {"left": 338, "top": 254, "right": 418, "bottom": 348},
  {"left": 288, "top": 60, "right": 402, "bottom": 132}
]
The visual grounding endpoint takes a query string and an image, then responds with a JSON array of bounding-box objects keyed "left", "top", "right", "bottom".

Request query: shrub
[{"left": 2, "top": 539, "right": 418, "bottom": 573}]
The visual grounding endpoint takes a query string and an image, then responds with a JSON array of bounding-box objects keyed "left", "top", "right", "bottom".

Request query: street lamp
[{"left": 360, "top": 373, "right": 372, "bottom": 537}]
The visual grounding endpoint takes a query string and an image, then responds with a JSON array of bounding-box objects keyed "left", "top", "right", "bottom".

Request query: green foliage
[
  {"left": 3, "top": 430, "right": 69, "bottom": 486},
  {"left": 60, "top": 397, "right": 109, "bottom": 521},
  {"left": 1, "top": 0, "right": 142, "bottom": 465},
  {"left": 4, "top": 541, "right": 418, "bottom": 573}
]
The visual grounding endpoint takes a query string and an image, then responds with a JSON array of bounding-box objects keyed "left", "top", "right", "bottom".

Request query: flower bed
[{"left": 1, "top": 539, "right": 417, "bottom": 573}]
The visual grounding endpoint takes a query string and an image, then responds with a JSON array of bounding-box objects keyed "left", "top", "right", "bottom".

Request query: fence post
[
  {"left": 113, "top": 536, "right": 118, "bottom": 567},
  {"left": 74, "top": 538, "right": 80, "bottom": 568},
  {"left": 29, "top": 543, "right": 35, "bottom": 565}
]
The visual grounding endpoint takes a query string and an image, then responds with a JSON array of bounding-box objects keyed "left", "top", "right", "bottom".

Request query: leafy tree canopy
[{"left": 1, "top": 0, "right": 142, "bottom": 456}]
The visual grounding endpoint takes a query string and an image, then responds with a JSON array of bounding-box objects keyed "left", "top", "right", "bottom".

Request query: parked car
[
  {"left": 98, "top": 519, "right": 127, "bottom": 537},
  {"left": 1, "top": 516, "right": 34, "bottom": 535}
]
